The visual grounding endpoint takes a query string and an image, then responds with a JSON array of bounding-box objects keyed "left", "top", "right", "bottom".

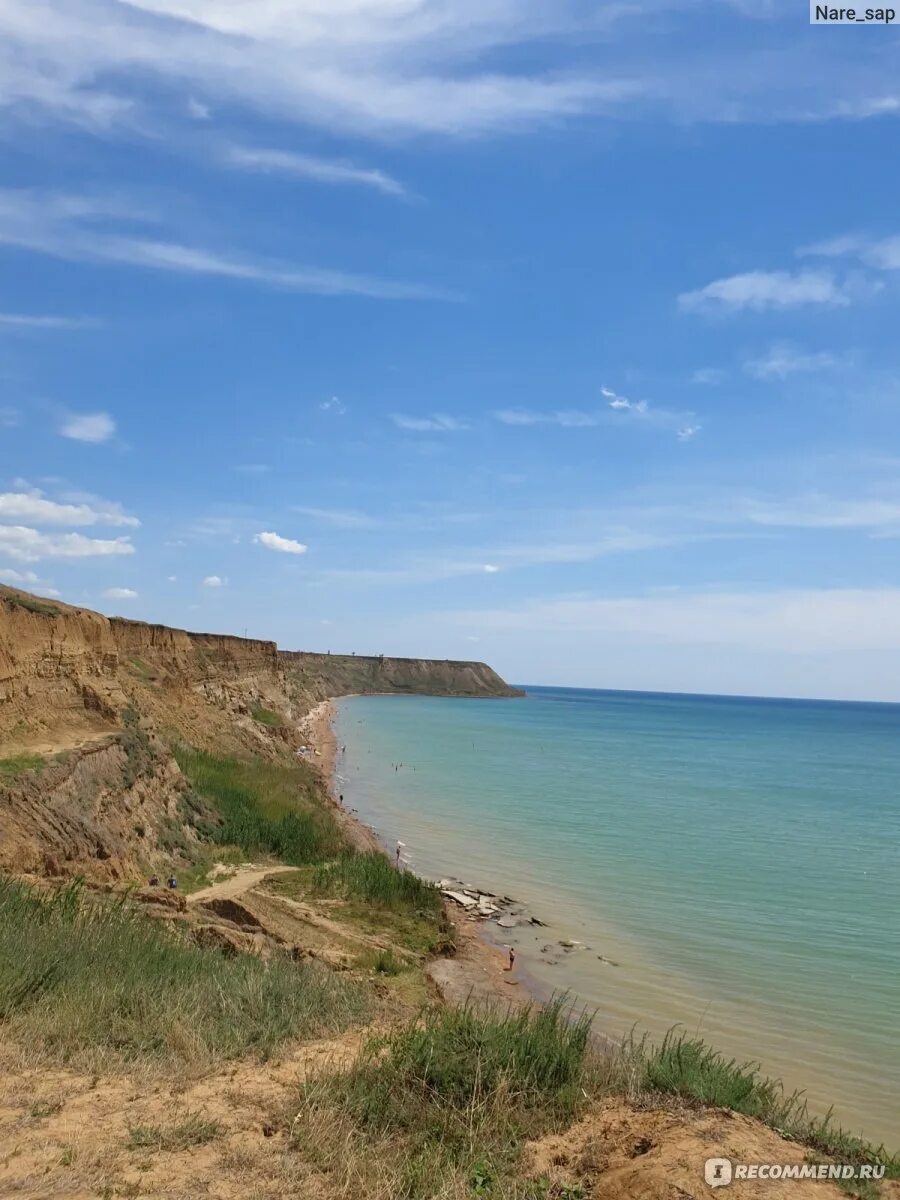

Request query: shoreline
[
  {"left": 302, "top": 697, "right": 535, "bottom": 1009},
  {"left": 307, "top": 694, "right": 895, "bottom": 1149}
]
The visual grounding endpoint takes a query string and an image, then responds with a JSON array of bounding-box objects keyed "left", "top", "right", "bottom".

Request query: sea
[{"left": 333, "top": 686, "right": 900, "bottom": 1146}]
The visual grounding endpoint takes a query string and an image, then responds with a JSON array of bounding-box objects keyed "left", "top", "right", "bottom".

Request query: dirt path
[{"left": 187, "top": 864, "right": 299, "bottom": 905}]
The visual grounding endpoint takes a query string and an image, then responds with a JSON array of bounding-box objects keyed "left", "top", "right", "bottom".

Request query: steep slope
[
  {"left": 0, "top": 585, "right": 519, "bottom": 877},
  {"left": 281, "top": 650, "right": 521, "bottom": 700}
]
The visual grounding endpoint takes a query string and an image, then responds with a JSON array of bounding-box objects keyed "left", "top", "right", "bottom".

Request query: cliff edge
[{"left": 0, "top": 585, "right": 519, "bottom": 877}]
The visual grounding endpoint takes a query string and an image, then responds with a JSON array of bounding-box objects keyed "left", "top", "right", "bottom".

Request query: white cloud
[
  {"left": 0, "top": 311, "right": 97, "bottom": 329},
  {"left": 0, "top": 490, "right": 138, "bottom": 527},
  {"left": 58, "top": 411, "right": 116, "bottom": 443},
  {"left": 0, "top": 567, "right": 38, "bottom": 584},
  {"left": 603, "top": 385, "right": 699, "bottom": 439},
  {"left": 676, "top": 424, "right": 701, "bottom": 442},
  {"left": 801, "top": 231, "right": 900, "bottom": 272},
  {"left": 202, "top": 574, "right": 224, "bottom": 587},
  {"left": 103, "top": 586, "right": 137, "bottom": 599},
  {"left": 0, "top": 0, "right": 642, "bottom": 138},
  {"left": 483, "top": 563, "right": 500, "bottom": 573},
  {"left": 0, "top": 526, "right": 135, "bottom": 562},
  {"left": 3, "top": 0, "right": 900, "bottom": 146},
  {"left": 167, "top": 574, "right": 177, "bottom": 581},
  {"left": 226, "top": 145, "right": 406, "bottom": 197},
  {"left": 0, "top": 188, "right": 457, "bottom": 302},
  {"left": 391, "top": 413, "right": 469, "bottom": 432},
  {"left": 744, "top": 342, "right": 840, "bottom": 380},
  {"left": 254, "top": 530, "right": 308, "bottom": 555},
  {"left": 187, "top": 95, "right": 211, "bottom": 120},
  {"left": 678, "top": 270, "right": 853, "bottom": 312},
  {"left": 493, "top": 409, "right": 600, "bottom": 428},
  {"left": 319, "top": 396, "right": 347, "bottom": 414}
]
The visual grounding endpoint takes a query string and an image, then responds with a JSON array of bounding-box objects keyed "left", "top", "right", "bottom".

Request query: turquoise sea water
[{"left": 334, "top": 687, "right": 899, "bottom": 1145}]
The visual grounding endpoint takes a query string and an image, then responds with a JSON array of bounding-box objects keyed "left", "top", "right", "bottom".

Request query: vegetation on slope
[
  {"left": 174, "top": 746, "right": 344, "bottom": 867},
  {"left": 294, "top": 997, "right": 595, "bottom": 1200},
  {"left": 629, "top": 1031, "right": 899, "bottom": 1191},
  {"left": 0, "top": 876, "right": 368, "bottom": 1071},
  {"left": 0, "top": 752, "right": 45, "bottom": 780},
  {"left": 313, "top": 851, "right": 442, "bottom": 917}
]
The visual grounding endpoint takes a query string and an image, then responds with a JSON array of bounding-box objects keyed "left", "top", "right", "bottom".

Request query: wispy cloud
[
  {"left": 293, "top": 506, "right": 379, "bottom": 530},
  {"left": 676, "top": 424, "right": 701, "bottom": 442},
  {"left": 0, "top": 567, "right": 38, "bottom": 584},
  {"left": 800, "top": 231, "right": 900, "bottom": 271},
  {"left": 0, "top": 526, "right": 135, "bottom": 562},
  {"left": 0, "top": 188, "right": 456, "bottom": 301},
  {"left": 602, "top": 386, "right": 700, "bottom": 440},
  {"left": 493, "top": 409, "right": 600, "bottom": 428},
  {"left": 3, "top": 0, "right": 900, "bottom": 143},
  {"left": 691, "top": 367, "right": 727, "bottom": 386},
  {"left": 744, "top": 342, "right": 841, "bottom": 380},
  {"left": 254, "top": 530, "right": 308, "bottom": 555},
  {"left": 320, "top": 396, "right": 347, "bottom": 415},
  {"left": 202, "top": 574, "right": 224, "bottom": 587},
  {"left": 0, "top": 311, "right": 98, "bottom": 330},
  {"left": 58, "top": 411, "right": 116, "bottom": 443},
  {"left": 449, "top": 587, "right": 900, "bottom": 655},
  {"left": 0, "top": 0, "right": 644, "bottom": 137},
  {"left": 391, "top": 413, "right": 470, "bottom": 432},
  {"left": 225, "top": 145, "right": 406, "bottom": 197},
  {"left": 0, "top": 489, "right": 138, "bottom": 526},
  {"left": 103, "top": 586, "right": 137, "bottom": 599},
  {"left": 741, "top": 494, "right": 900, "bottom": 531},
  {"left": 678, "top": 269, "right": 857, "bottom": 312}
]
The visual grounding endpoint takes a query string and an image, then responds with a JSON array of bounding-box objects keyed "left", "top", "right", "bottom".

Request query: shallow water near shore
[{"left": 334, "top": 686, "right": 899, "bottom": 1146}]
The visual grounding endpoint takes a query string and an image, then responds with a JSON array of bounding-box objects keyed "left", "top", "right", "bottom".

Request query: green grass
[
  {"left": 629, "top": 1030, "right": 899, "bottom": 1186},
  {"left": 293, "top": 997, "right": 595, "bottom": 1199},
  {"left": 174, "top": 747, "right": 344, "bottom": 866},
  {"left": 368, "top": 948, "right": 403, "bottom": 976},
  {"left": 127, "top": 656, "right": 155, "bottom": 681},
  {"left": 0, "top": 753, "right": 45, "bottom": 780},
  {"left": 1, "top": 588, "right": 61, "bottom": 617},
  {"left": 126, "top": 1112, "right": 221, "bottom": 1152},
  {"left": 250, "top": 702, "right": 286, "bottom": 727},
  {"left": 313, "top": 852, "right": 443, "bottom": 919},
  {"left": 0, "top": 875, "right": 368, "bottom": 1071}
]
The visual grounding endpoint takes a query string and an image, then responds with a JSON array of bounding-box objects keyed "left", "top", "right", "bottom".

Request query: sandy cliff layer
[
  {"left": 0, "top": 586, "right": 518, "bottom": 877},
  {"left": 0, "top": 586, "right": 518, "bottom": 749}
]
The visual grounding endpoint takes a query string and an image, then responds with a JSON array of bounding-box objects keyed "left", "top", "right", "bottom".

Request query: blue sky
[{"left": 3, "top": 1, "right": 900, "bottom": 700}]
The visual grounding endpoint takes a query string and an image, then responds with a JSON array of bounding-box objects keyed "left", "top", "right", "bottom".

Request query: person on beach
[
  {"left": 395, "top": 840, "right": 404, "bottom": 867},
  {"left": 338, "top": 793, "right": 344, "bottom": 806},
  {"left": 505, "top": 946, "right": 516, "bottom": 972}
]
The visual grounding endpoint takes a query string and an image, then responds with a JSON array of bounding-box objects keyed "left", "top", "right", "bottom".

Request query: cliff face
[
  {"left": 281, "top": 652, "right": 521, "bottom": 702},
  {"left": 0, "top": 587, "right": 519, "bottom": 750},
  {"left": 0, "top": 586, "right": 519, "bottom": 876}
]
